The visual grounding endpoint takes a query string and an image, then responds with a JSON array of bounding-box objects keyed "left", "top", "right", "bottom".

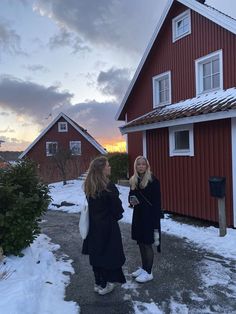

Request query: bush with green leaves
[
  {"left": 0, "top": 160, "right": 51, "bottom": 256},
  {"left": 108, "top": 152, "right": 129, "bottom": 183}
]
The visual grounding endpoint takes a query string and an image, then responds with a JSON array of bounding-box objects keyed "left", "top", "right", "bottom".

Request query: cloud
[
  {"left": 0, "top": 20, "right": 23, "bottom": 57},
  {"left": 97, "top": 67, "right": 131, "bottom": 101},
  {"left": 0, "top": 75, "right": 123, "bottom": 144},
  {"left": 0, "top": 75, "right": 73, "bottom": 122},
  {"left": 12, "top": 0, "right": 30, "bottom": 5},
  {"left": 0, "top": 126, "right": 15, "bottom": 133},
  {"left": 23, "top": 64, "right": 50, "bottom": 73},
  {"left": 34, "top": 0, "right": 166, "bottom": 53},
  {"left": 0, "top": 135, "right": 30, "bottom": 150},
  {"left": 0, "top": 111, "right": 9, "bottom": 116},
  {"left": 48, "top": 28, "right": 90, "bottom": 53},
  {"left": 55, "top": 100, "right": 123, "bottom": 142}
]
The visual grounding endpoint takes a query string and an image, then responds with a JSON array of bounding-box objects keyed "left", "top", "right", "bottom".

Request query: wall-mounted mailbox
[{"left": 209, "top": 176, "right": 226, "bottom": 198}]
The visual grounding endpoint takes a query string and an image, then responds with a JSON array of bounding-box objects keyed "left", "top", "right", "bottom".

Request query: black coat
[
  {"left": 82, "top": 182, "right": 125, "bottom": 269},
  {"left": 129, "top": 176, "right": 162, "bottom": 250}
]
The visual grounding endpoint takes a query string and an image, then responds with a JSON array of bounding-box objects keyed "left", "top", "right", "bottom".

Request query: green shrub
[
  {"left": 0, "top": 160, "right": 51, "bottom": 256},
  {"left": 108, "top": 152, "right": 129, "bottom": 183}
]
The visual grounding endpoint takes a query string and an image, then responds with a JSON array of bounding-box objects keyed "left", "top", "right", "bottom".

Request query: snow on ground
[
  {"left": 0, "top": 234, "right": 79, "bottom": 314},
  {"left": 1, "top": 179, "right": 236, "bottom": 314},
  {"left": 49, "top": 180, "right": 236, "bottom": 260}
]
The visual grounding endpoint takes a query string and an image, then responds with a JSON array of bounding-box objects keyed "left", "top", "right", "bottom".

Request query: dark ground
[{"left": 40, "top": 211, "right": 236, "bottom": 314}]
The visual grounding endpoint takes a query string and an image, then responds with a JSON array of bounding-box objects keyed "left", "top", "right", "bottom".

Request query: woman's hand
[{"left": 129, "top": 195, "right": 139, "bottom": 206}]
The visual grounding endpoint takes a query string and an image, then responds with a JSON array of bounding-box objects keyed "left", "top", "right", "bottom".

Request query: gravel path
[{"left": 40, "top": 210, "right": 236, "bottom": 314}]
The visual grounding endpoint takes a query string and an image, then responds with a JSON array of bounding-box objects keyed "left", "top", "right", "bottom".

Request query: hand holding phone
[{"left": 129, "top": 195, "right": 139, "bottom": 206}]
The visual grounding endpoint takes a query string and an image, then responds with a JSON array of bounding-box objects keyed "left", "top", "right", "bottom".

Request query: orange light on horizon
[{"left": 104, "top": 140, "right": 126, "bottom": 153}]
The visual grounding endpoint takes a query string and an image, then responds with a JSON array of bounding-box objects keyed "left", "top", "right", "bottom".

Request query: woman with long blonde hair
[
  {"left": 82, "top": 156, "right": 126, "bottom": 295},
  {"left": 129, "top": 156, "right": 162, "bottom": 283}
]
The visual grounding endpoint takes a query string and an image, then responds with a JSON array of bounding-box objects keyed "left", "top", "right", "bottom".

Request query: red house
[
  {"left": 116, "top": 0, "right": 236, "bottom": 227},
  {"left": 19, "top": 112, "right": 107, "bottom": 183}
]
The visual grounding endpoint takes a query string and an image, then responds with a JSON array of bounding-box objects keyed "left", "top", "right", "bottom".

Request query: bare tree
[{"left": 53, "top": 148, "right": 72, "bottom": 185}]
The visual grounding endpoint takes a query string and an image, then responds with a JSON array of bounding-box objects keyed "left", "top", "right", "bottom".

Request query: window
[
  {"left": 46, "top": 142, "right": 58, "bottom": 156},
  {"left": 152, "top": 71, "right": 171, "bottom": 107},
  {"left": 169, "top": 125, "right": 194, "bottom": 156},
  {"left": 172, "top": 10, "right": 191, "bottom": 42},
  {"left": 195, "top": 50, "right": 223, "bottom": 95},
  {"left": 58, "top": 121, "right": 68, "bottom": 132},
  {"left": 70, "top": 141, "right": 81, "bottom": 155}
]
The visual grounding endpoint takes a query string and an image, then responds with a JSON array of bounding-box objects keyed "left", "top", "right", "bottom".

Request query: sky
[
  {"left": 0, "top": 0, "right": 236, "bottom": 152},
  {"left": 0, "top": 179, "right": 236, "bottom": 313}
]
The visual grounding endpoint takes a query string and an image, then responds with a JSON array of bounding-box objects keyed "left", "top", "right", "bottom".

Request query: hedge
[{"left": 0, "top": 160, "right": 51, "bottom": 256}]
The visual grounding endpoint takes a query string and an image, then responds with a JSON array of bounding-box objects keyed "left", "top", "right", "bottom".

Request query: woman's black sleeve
[{"left": 108, "top": 183, "right": 124, "bottom": 221}]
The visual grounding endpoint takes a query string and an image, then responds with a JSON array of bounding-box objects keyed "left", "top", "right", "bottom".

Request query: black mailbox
[{"left": 209, "top": 176, "right": 226, "bottom": 198}]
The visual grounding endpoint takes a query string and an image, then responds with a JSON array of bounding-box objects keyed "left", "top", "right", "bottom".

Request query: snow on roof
[
  {"left": 203, "top": 2, "right": 236, "bottom": 23},
  {"left": 120, "top": 87, "right": 236, "bottom": 132}
]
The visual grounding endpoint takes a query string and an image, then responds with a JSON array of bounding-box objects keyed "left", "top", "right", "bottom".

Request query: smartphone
[{"left": 129, "top": 195, "right": 139, "bottom": 205}]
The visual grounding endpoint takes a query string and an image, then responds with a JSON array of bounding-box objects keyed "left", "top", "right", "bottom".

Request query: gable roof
[
  {"left": 120, "top": 87, "right": 236, "bottom": 134},
  {"left": 19, "top": 112, "right": 107, "bottom": 158},
  {"left": 115, "top": 0, "right": 236, "bottom": 121}
]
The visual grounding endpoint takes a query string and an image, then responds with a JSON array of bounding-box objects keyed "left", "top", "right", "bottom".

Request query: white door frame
[
  {"left": 142, "top": 131, "right": 147, "bottom": 158},
  {"left": 231, "top": 118, "right": 236, "bottom": 227}
]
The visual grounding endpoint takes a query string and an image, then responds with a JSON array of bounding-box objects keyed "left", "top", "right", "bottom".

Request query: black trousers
[
  {"left": 93, "top": 266, "right": 107, "bottom": 288},
  {"left": 92, "top": 266, "right": 126, "bottom": 288}
]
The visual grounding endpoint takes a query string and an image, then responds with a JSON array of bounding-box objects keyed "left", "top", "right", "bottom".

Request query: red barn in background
[{"left": 19, "top": 112, "right": 107, "bottom": 183}]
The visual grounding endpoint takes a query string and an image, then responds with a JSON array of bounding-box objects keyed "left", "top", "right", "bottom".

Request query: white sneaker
[
  {"left": 135, "top": 270, "right": 153, "bottom": 283},
  {"left": 131, "top": 267, "right": 145, "bottom": 278},
  {"left": 94, "top": 284, "right": 101, "bottom": 292},
  {"left": 98, "top": 283, "right": 115, "bottom": 295}
]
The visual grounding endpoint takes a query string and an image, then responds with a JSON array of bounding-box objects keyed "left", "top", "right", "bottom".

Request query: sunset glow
[{"left": 104, "top": 140, "right": 126, "bottom": 153}]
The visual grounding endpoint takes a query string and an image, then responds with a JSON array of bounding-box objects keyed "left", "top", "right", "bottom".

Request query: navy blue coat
[
  {"left": 129, "top": 176, "right": 162, "bottom": 251},
  {"left": 82, "top": 182, "right": 125, "bottom": 269}
]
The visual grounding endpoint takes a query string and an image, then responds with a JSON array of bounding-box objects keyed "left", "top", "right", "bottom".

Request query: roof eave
[{"left": 120, "top": 109, "right": 236, "bottom": 135}]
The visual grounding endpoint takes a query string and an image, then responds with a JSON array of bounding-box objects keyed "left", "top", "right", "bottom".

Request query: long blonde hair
[
  {"left": 84, "top": 156, "right": 109, "bottom": 198},
  {"left": 129, "top": 156, "right": 152, "bottom": 190}
]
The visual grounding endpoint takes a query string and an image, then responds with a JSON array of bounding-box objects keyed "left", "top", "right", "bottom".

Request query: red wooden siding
[
  {"left": 26, "top": 117, "right": 101, "bottom": 183},
  {"left": 147, "top": 119, "right": 233, "bottom": 226},
  {"left": 124, "top": 2, "right": 236, "bottom": 123},
  {"left": 127, "top": 132, "right": 143, "bottom": 176},
  {"left": 123, "top": 2, "right": 236, "bottom": 225}
]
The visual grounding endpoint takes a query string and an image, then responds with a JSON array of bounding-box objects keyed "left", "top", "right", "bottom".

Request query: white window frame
[
  {"left": 46, "top": 141, "right": 58, "bottom": 156},
  {"left": 70, "top": 141, "right": 81, "bottom": 155},
  {"left": 195, "top": 50, "right": 223, "bottom": 95},
  {"left": 169, "top": 124, "right": 194, "bottom": 157},
  {"left": 152, "top": 71, "right": 171, "bottom": 108},
  {"left": 172, "top": 9, "right": 191, "bottom": 42},
  {"left": 58, "top": 121, "right": 68, "bottom": 132}
]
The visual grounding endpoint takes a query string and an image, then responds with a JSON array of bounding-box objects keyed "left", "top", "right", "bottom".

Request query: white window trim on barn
[
  {"left": 172, "top": 9, "right": 191, "bottom": 42},
  {"left": 46, "top": 141, "right": 58, "bottom": 156},
  {"left": 70, "top": 141, "right": 81, "bottom": 155},
  {"left": 152, "top": 71, "right": 171, "bottom": 107},
  {"left": 195, "top": 50, "right": 223, "bottom": 95},
  {"left": 169, "top": 124, "right": 194, "bottom": 157},
  {"left": 58, "top": 121, "right": 68, "bottom": 132}
]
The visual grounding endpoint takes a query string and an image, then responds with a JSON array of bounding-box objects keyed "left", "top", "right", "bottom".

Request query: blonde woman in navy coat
[
  {"left": 82, "top": 156, "right": 126, "bottom": 295},
  {"left": 129, "top": 156, "right": 162, "bottom": 283}
]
